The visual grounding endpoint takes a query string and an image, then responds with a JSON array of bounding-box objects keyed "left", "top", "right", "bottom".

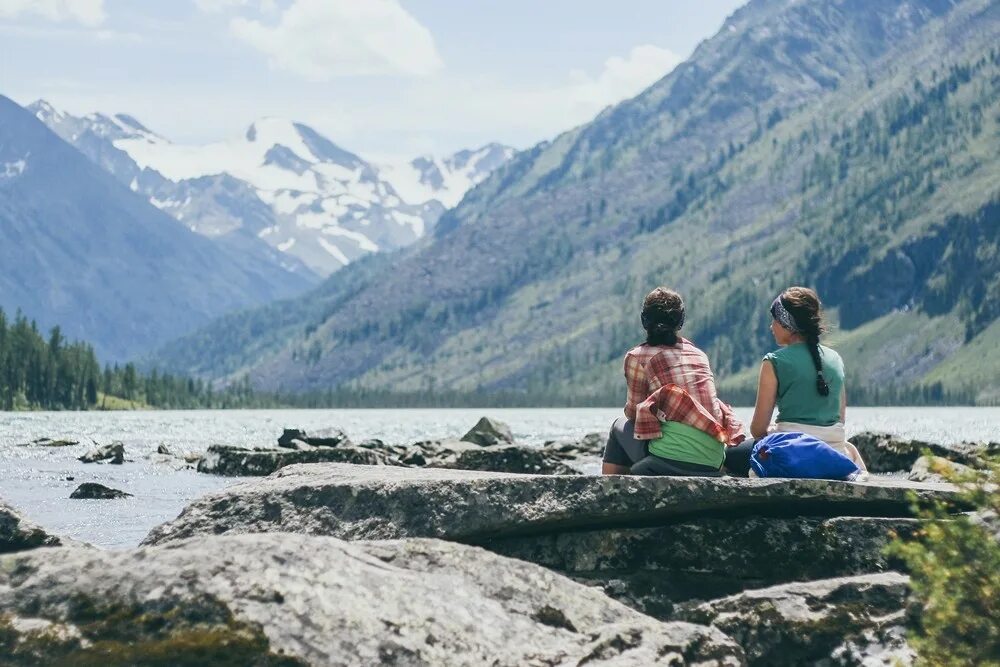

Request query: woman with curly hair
[{"left": 602, "top": 287, "right": 744, "bottom": 476}]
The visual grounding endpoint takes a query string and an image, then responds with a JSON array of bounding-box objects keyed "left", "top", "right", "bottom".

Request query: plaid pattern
[
  {"left": 626, "top": 339, "right": 745, "bottom": 444},
  {"left": 634, "top": 384, "right": 745, "bottom": 444},
  {"left": 623, "top": 343, "right": 667, "bottom": 420}
]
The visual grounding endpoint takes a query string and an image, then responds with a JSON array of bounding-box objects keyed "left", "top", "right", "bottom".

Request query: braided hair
[
  {"left": 641, "top": 287, "right": 685, "bottom": 346},
  {"left": 776, "top": 287, "right": 829, "bottom": 396}
]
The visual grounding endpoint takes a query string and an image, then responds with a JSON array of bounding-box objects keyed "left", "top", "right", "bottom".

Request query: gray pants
[
  {"left": 604, "top": 415, "right": 726, "bottom": 477},
  {"left": 602, "top": 416, "right": 648, "bottom": 466}
]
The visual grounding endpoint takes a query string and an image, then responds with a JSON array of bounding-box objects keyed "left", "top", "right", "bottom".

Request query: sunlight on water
[{"left": 1, "top": 407, "right": 997, "bottom": 549}]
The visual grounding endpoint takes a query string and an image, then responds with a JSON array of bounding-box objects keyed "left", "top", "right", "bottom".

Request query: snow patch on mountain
[
  {"left": 380, "top": 143, "right": 517, "bottom": 209},
  {"left": 30, "top": 100, "right": 515, "bottom": 278}
]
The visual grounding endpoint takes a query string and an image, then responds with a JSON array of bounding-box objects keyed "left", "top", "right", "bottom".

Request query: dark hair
[
  {"left": 641, "top": 287, "right": 685, "bottom": 346},
  {"left": 778, "top": 286, "right": 829, "bottom": 396}
]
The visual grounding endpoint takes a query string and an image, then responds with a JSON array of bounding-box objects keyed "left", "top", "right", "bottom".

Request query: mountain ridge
[
  {"left": 31, "top": 102, "right": 515, "bottom": 277},
  {"left": 153, "top": 0, "right": 999, "bottom": 403},
  {"left": 0, "top": 94, "right": 315, "bottom": 361}
]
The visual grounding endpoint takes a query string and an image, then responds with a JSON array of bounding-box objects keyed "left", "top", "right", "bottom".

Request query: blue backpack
[{"left": 750, "top": 431, "right": 860, "bottom": 480}]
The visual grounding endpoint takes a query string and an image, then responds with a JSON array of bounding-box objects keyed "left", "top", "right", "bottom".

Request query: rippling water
[{"left": 1, "top": 407, "right": 997, "bottom": 549}]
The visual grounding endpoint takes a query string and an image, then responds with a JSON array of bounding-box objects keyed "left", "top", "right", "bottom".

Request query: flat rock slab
[
  {"left": 0, "top": 533, "right": 744, "bottom": 666},
  {"left": 0, "top": 500, "right": 64, "bottom": 554},
  {"left": 486, "top": 515, "right": 919, "bottom": 618},
  {"left": 196, "top": 444, "right": 389, "bottom": 476},
  {"left": 145, "top": 463, "right": 958, "bottom": 547},
  {"left": 676, "top": 572, "right": 912, "bottom": 667}
]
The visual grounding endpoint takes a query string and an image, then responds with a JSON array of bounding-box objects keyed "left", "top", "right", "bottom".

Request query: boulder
[
  {"left": 277, "top": 427, "right": 351, "bottom": 449},
  {"left": 460, "top": 416, "right": 515, "bottom": 447},
  {"left": 69, "top": 483, "right": 133, "bottom": 500},
  {"left": 433, "top": 444, "right": 581, "bottom": 475},
  {"left": 852, "top": 432, "right": 999, "bottom": 473},
  {"left": 542, "top": 432, "right": 606, "bottom": 459},
  {"left": 156, "top": 444, "right": 172, "bottom": 455},
  {"left": 907, "top": 455, "right": 977, "bottom": 483},
  {"left": 0, "top": 500, "right": 63, "bottom": 553},
  {"left": 676, "top": 573, "right": 911, "bottom": 667},
  {"left": 486, "top": 515, "right": 919, "bottom": 618},
  {"left": 145, "top": 463, "right": 957, "bottom": 547},
  {"left": 196, "top": 444, "right": 389, "bottom": 477},
  {"left": 77, "top": 441, "right": 125, "bottom": 464},
  {"left": 0, "top": 533, "right": 745, "bottom": 666}
]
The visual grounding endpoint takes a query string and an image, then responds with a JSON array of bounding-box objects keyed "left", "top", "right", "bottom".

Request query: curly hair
[{"left": 641, "top": 287, "right": 685, "bottom": 346}]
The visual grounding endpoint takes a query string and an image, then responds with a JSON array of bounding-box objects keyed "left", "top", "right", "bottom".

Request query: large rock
[
  {"left": 77, "top": 441, "right": 125, "bottom": 464},
  {"left": 0, "top": 533, "right": 745, "bottom": 666},
  {"left": 145, "top": 464, "right": 957, "bottom": 547},
  {"left": 0, "top": 500, "right": 63, "bottom": 553},
  {"left": 434, "top": 443, "right": 581, "bottom": 475},
  {"left": 196, "top": 444, "right": 389, "bottom": 476},
  {"left": 460, "top": 416, "right": 515, "bottom": 447},
  {"left": 676, "top": 573, "right": 912, "bottom": 666},
  {"left": 277, "top": 427, "right": 351, "bottom": 449},
  {"left": 69, "top": 482, "right": 133, "bottom": 499},
  {"left": 542, "top": 432, "right": 606, "bottom": 460},
  {"left": 486, "top": 516, "right": 919, "bottom": 618},
  {"left": 853, "top": 432, "right": 999, "bottom": 473},
  {"left": 907, "top": 455, "right": 977, "bottom": 483}
]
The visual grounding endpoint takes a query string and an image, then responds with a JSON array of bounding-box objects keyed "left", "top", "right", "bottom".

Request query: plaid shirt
[
  {"left": 634, "top": 384, "right": 746, "bottom": 444},
  {"left": 626, "top": 339, "right": 745, "bottom": 444}
]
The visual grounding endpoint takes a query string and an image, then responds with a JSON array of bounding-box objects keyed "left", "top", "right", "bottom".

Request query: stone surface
[
  {"left": 676, "top": 573, "right": 911, "bottom": 667},
  {"left": 907, "top": 455, "right": 976, "bottom": 483},
  {"left": 0, "top": 533, "right": 745, "bottom": 666},
  {"left": 486, "top": 516, "right": 919, "bottom": 618},
  {"left": 69, "top": 483, "right": 133, "bottom": 500},
  {"left": 460, "top": 416, "right": 515, "bottom": 447},
  {"left": 853, "top": 432, "right": 999, "bottom": 473},
  {"left": 278, "top": 427, "right": 351, "bottom": 449},
  {"left": 434, "top": 443, "right": 581, "bottom": 475},
  {"left": 0, "top": 500, "right": 63, "bottom": 554},
  {"left": 77, "top": 441, "right": 125, "bottom": 464},
  {"left": 196, "top": 444, "right": 389, "bottom": 477},
  {"left": 145, "top": 463, "right": 957, "bottom": 547},
  {"left": 542, "top": 432, "right": 606, "bottom": 460}
]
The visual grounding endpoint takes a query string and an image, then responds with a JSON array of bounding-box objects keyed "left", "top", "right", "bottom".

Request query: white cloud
[
  {"left": 194, "top": 0, "right": 275, "bottom": 13},
  {"left": 352, "top": 44, "right": 682, "bottom": 155},
  {"left": 0, "top": 0, "right": 105, "bottom": 26},
  {"left": 229, "top": 0, "right": 442, "bottom": 80},
  {"left": 564, "top": 45, "right": 682, "bottom": 114}
]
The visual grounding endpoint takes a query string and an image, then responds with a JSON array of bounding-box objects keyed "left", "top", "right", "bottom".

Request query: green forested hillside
[{"left": 153, "top": 0, "right": 1000, "bottom": 405}]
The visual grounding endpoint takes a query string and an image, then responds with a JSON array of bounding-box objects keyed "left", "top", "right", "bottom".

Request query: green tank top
[{"left": 764, "top": 343, "right": 844, "bottom": 426}]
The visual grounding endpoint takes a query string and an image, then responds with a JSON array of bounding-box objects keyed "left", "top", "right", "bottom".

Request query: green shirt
[
  {"left": 764, "top": 343, "right": 844, "bottom": 426},
  {"left": 648, "top": 421, "right": 725, "bottom": 468}
]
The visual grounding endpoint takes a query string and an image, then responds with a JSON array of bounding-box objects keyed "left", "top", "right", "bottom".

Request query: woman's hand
[{"left": 750, "top": 360, "right": 778, "bottom": 439}]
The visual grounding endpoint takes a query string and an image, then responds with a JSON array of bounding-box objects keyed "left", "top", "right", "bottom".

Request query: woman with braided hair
[{"left": 748, "top": 286, "right": 867, "bottom": 472}]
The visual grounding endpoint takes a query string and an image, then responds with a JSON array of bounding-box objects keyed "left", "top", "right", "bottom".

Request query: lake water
[{"left": 1, "top": 407, "right": 998, "bottom": 549}]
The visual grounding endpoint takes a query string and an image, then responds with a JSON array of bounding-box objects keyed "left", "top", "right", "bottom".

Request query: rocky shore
[{"left": 1, "top": 418, "right": 994, "bottom": 665}]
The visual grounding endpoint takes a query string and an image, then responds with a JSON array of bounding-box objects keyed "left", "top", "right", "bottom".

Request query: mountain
[
  {"left": 154, "top": 0, "right": 1000, "bottom": 404},
  {"left": 30, "top": 102, "right": 514, "bottom": 277},
  {"left": 379, "top": 144, "right": 518, "bottom": 209},
  {"left": 0, "top": 95, "right": 314, "bottom": 362}
]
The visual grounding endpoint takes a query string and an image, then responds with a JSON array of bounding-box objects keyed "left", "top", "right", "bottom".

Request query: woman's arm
[
  {"left": 840, "top": 387, "right": 847, "bottom": 423},
  {"left": 750, "top": 360, "right": 778, "bottom": 439}
]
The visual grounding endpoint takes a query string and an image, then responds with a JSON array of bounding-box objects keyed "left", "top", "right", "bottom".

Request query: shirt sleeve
[{"left": 623, "top": 351, "right": 646, "bottom": 421}]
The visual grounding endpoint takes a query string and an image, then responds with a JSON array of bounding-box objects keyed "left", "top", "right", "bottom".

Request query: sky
[{"left": 1, "top": 0, "right": 747, "bottom": 160}]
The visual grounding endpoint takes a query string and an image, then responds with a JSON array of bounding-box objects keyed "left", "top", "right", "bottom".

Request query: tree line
[{"left": 0, "top": 306, "right": 990, "bottom": 411}]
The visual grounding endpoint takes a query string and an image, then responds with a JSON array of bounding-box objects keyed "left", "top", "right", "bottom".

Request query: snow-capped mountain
[
  {"left": 30, "top": 101, "right": 514, "bottom": 277},
  {"left": 380, "top": 143, "right": 516, "bottom": 209}
]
